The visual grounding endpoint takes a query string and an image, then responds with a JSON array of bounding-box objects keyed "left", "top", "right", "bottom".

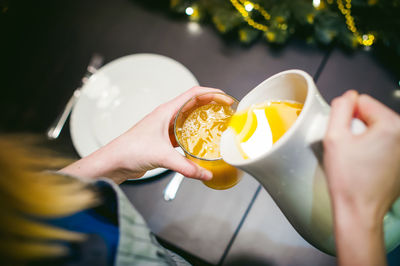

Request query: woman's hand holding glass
[{"left": 60, "top": 86, "right": 224, "bottom": 184}]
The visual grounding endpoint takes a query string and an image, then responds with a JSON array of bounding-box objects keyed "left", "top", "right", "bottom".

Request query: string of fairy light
[{"left": 184, "top": 0, "right": 376, "bottom": 47}]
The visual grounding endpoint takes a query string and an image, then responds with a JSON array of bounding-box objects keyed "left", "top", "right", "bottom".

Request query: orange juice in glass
[{"left": 174, "top": 92, "right": 242, "bottom": 190}]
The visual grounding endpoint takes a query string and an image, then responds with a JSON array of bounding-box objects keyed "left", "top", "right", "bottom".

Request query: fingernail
[
  {"left": 345, "top": 90, "right": 358, "bottom": 99},
  {"left": 202, "top": 170, "right": 213, "bottom": 181}
]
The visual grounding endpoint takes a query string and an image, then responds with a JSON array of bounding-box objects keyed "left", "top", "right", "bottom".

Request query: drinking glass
[{"left": 174, "top": 92, "right": 242, "bottom": 190}]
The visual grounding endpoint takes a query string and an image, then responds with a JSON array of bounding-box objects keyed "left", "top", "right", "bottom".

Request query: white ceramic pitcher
[{"left": 220, "top": 69, "right": 400, "bottom": 255}]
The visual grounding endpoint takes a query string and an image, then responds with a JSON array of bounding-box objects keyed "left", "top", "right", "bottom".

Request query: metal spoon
[{"left": 163, "top": 172, "right": 184, "bottom": 201}]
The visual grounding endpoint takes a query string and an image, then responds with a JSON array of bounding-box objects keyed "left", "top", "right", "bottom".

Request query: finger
[
  {"left": 159, "top": 149, "right": 213, "bottom": 181},
  {"left": 356, "top": 94, "right": 399, "bottom": 127},
  {"left": 168, "top": 86, "right": 225, "bottom": 115},
  {"left": 195, "top": 92, "right": 236, "bottom": 106},
  {"left": 174, "top": 92, "right": 237, "bottom": 130},
  {"left": 167, "top": 87, "right": 228, "bottom": 143},
  {"left": 327, "top": 90, "right": 358, "bottom": 135}
]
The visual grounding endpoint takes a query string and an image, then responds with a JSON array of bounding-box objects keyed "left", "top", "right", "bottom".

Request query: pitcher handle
[{"left": 308, "top": 112, "right": 366, "bottom": 164}]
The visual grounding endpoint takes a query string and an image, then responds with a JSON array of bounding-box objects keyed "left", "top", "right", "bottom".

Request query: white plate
[{"left": 70, "top": 53, "right": 199, "bottom": 178}]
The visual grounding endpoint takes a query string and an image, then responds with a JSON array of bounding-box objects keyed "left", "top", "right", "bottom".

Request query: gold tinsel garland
[
  {"left": 230, "top": 0, "right": 375, "bottom": 47},
  {"left": 336, "top": 0, "right": 375, "bottom": 46},
  {"left": 230, "top": 0, "right": 271, "bottom": 32},
  {"left": 175, "top": 0, "right": 384, "bottom": 48}
]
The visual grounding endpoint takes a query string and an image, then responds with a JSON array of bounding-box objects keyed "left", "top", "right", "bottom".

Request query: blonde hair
[{"left": 0, "top": 135, "right": 99, "bottom": 264}]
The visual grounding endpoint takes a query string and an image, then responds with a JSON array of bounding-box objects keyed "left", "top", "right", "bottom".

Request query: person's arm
[
  {"left": 60, "top": 86, "right": 221, "bottom": 184},
  {"left": 323, "top": 91, "right": 400, "bottom": 266},
  {"left": 332, "top": 195, "right": 385, "bottom": 266}
]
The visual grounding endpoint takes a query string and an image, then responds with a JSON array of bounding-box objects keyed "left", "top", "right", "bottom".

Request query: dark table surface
[{"left": 2, "top": 0, "right": 400, "bottom": 265}]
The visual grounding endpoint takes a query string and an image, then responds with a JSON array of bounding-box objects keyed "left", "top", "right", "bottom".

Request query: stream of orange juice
[{"left": 229, "top": 100, "right": 303, "bottom": 159}]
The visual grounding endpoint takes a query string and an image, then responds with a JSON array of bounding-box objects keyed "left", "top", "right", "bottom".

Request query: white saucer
[{"left": 70, "top": 53, "right": 199, "bottom": 178}]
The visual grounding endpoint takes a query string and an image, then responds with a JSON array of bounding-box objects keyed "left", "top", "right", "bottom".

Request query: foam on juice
[{"left": 176, "top": 103, "right": 234, "bottom": 159}]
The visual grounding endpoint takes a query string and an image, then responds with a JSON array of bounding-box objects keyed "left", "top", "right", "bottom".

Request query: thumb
[
  {"left": 160, "top": 149, "right": 213, "bottom": 181},
  {"left": 327, "top": 90, "right": 358, "bottom": 136}
]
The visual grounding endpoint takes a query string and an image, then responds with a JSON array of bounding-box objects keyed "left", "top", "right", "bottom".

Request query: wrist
[
  {"left": 85, "top": 148, "right": 127, "bottom": 183},
  {"left": 332, "top": 196, "right": 384, "bottom": 231},
  {"left": 84, "top": 144, "right": 146, "bottom": 183},
  {"left": 60, "top": 146, "right": 138, "bottom": 184},
  {"left": 332, "top": 197, "right": 386, "bottom": 266}
]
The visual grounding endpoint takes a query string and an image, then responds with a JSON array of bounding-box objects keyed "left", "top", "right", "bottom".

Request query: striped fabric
[{"left": 97, "top": 178, "right": 190, "bottom": 266}]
